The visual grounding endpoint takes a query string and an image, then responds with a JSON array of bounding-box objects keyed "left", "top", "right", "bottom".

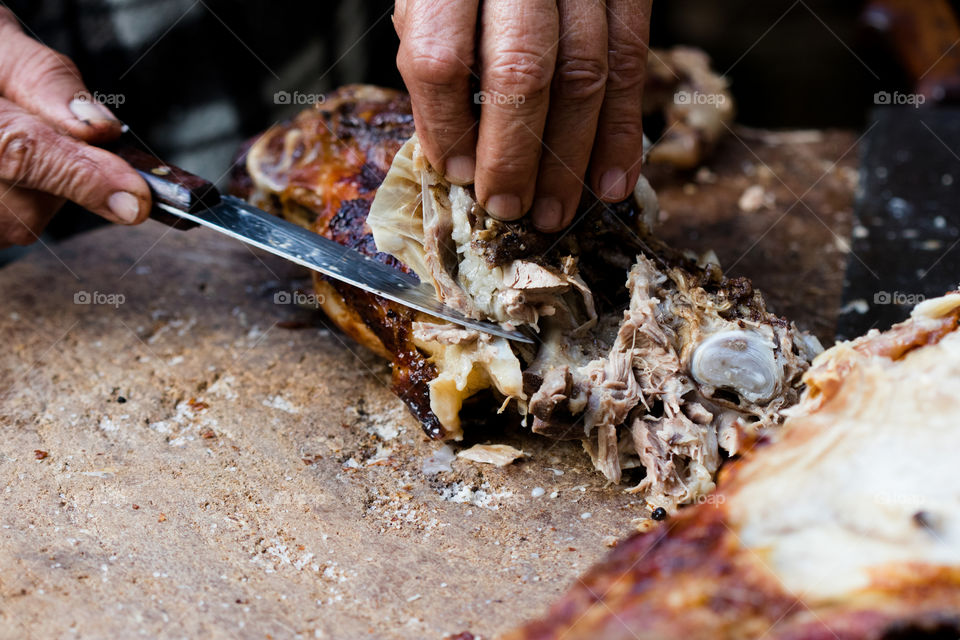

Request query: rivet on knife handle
[{"left": 112, "top": 145, "right": 221, "bottom": 230}]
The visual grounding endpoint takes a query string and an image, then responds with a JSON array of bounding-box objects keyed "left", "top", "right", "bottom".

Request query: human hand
[
  {"left": 395, "top": 0, "right": 652, "bottom": 232},
  {"left": 0, "top": 7, "right": 150, "bottom": 248}
]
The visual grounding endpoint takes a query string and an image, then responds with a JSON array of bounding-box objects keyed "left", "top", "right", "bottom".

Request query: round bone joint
[{"left": 690, "top": 330, "right": 780, "bottom": 403}]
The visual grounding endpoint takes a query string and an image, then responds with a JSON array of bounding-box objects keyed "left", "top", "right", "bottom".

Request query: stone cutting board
[{"left": 0, "top": 127, "right": 857, "bottom": 639}]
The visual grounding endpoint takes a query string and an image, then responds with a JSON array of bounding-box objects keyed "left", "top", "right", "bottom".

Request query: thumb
[{"left": 0, "top": 7, "right": 124, "bottom": 143}]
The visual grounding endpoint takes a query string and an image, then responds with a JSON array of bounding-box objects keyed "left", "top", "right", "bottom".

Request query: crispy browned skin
[
  {"left": 235, "top": 86, "right": 450, "bottom": 437},
  {"left": 802, "top": 302, "right": 960, "bottom": 414},
  {"left": 503, "top": 500, "right": 960, "bottom": 640},
  {"left": 503, "top": 309, "right": 960, "bottom": 640}
]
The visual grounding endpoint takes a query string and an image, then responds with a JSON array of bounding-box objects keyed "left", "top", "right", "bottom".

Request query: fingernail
[
  {"left": 599, "top": 168, "right": 628, "bottom": 201},
  {"left": 532, "top": 197, "right": 563, "bottom": 231},
  {"left": 69, "top": 97, "right": 119, "bottom": 124},
  {"left": 108, "top": 191, "right": 141, "bottom": 223},
  {"left": 485, "top": 194, "right": 523, "bottom": 220},
  {"left": 444, "top": 156, "right": 475, "bottom": 184}
]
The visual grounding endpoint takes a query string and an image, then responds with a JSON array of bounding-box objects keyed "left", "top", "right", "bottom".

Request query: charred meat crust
[
  {"left": 329, "top": 278, "right": 445, "bottom": 439},
  {"left": 235, "top": 86, "right": 450, "bottom": 437},
  {"left": 504, "top": 306, "right": 960, "bottom": 639},
  {"left": 503, "top": 502, "right": 960, "bottom": 640},
  {"left": 574, "top": 201, "right": 770, "bottom": 320},
  {"left": 502, "top": 506, "right": 801, "bottom": 640}
]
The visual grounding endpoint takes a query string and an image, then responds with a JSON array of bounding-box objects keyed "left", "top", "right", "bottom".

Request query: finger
[
  {"left": 0, "top": 181, "right": 63, "bottom": 247},
  {"left": 590, "top": 0, "right": 651, "bottom": 202},
  {"left": 532, "top": 0, "right": 608, "bottom": 231},
  {"left": 0, "top": 98, "right": 149, "bottom": 225},
  {"left": 475, "top": 0, "right": 559, "bottom": 220},
  {"left": 392, "top": 0, "right": 408, "bottom": 38},
  {"left": 396, "top": 0, "right": 480, "bottom": 184},
  {"left": 0, "top": 7, "right": 122, "bottom": 142}
]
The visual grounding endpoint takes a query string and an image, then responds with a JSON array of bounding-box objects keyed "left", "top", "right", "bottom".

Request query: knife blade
[{"left": 114, "top": 145, "right": 533, "bottom": 344}]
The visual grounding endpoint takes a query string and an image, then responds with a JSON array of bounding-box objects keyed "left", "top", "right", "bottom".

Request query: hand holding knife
[{"left": 112, "top": 142, "right": 532, "bottom": 344}]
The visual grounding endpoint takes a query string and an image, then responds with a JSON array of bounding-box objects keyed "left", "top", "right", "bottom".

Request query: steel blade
[{"left": 155, "top": 196, "right": 533, "bottom": 343}]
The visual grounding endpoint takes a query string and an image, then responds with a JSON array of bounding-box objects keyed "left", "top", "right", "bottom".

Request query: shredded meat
[
  {"left": 236, "top": 59, "right": 805, "bottom": 509},
  {"left": 369, "top": 139, "right": 815, "bottom": 510},
  {"left": 411, "top": 322, "right": 481, "bottom": 345}
]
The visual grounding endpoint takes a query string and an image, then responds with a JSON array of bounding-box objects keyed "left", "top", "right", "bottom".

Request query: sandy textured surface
[
  {"left": 0, "top": 128, "right": 856, "bottom": 640},
  {"left": 0, "top": 226, "right": 645, "bottom": 640}
]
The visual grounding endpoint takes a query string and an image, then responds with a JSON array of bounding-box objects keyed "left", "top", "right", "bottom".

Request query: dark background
[{"left": 0, "top": 0, "right": 953, "bottom": 259}]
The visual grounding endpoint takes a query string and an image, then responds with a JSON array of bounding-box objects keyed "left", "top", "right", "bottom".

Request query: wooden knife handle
[
  {"left": 111, "top": 144, "right": 221, "bottom": 230},
  {"left": 863, "top": 0, "right": 960, "bottom": 103}
]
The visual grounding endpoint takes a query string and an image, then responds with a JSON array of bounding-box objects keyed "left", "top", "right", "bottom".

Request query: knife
[{"left": 114, "top": 145, "right": 533, "bottom": 344}]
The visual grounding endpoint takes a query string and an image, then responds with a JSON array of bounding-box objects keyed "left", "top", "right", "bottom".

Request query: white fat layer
[
  {"left": 412, "top": 322, "right": 524, "bottom": 439},
  {"left": 729, "top": 324, "right": 960, "bottom": 601},
  {"left": 912, "top": 292, "right": 960, "bottom": 319}
]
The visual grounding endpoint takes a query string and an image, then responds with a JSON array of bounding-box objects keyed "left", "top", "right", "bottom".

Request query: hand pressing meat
[
  {"left": 240, "top": 84, "right": 810, "bottom": 514},
  {"left": 393, "top": 0, "right": 652, "bottom": 232},
  {"left": 0, "top": 8, "right": 149, "bottom": 248}
]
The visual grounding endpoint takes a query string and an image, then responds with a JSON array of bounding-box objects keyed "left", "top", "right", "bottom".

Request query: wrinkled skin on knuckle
[
  {"left": 485, "top": 50, "right": 553, "bottom": 101},
  {"left": 482, "top": 150, "right": 540, "bottom": 187},
  {"left": 7, "top": 46, "right": 81, "bottom": 98},
  {"left": 0, "top": 115, "right": 39, "bottom": 184},
  {"left": 600, "top": 113, "right": 644, "bottom": 142},
  {"left": 553, "top": 57, "right": 608, "bottom": 101},
  {"left": 400, "top": 40, "right": 473, "bottom": 88},
  {"left": 40, "top": 49, "right": 81, "bottom": 79},
  {"left": 606, "top": 42, "right": 648, "bottom": 92},
  {"left": 48, "top": 150, "right": 106, "bottom": 206}
]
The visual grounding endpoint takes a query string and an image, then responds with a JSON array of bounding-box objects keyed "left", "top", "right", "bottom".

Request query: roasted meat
[
  {"left": 365, "top": 133, "right": 818, "bottom": 512},
  {"left": 643, "top": 46, "right": 736, "bottom": 169},
  {"left": 237, "top": 51, "right": 809, "bottom": 512},
  {"left": 503, "top": 293, "right": 960, "bottom": 640}
]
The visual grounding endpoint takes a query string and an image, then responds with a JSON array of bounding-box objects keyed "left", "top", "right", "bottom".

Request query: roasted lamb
[
  {"left": 504, "top": 293, "right": 960, "bottom": 640},
  {"left": 236, "top": 51, "right": 817, "bottom": 513}
]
